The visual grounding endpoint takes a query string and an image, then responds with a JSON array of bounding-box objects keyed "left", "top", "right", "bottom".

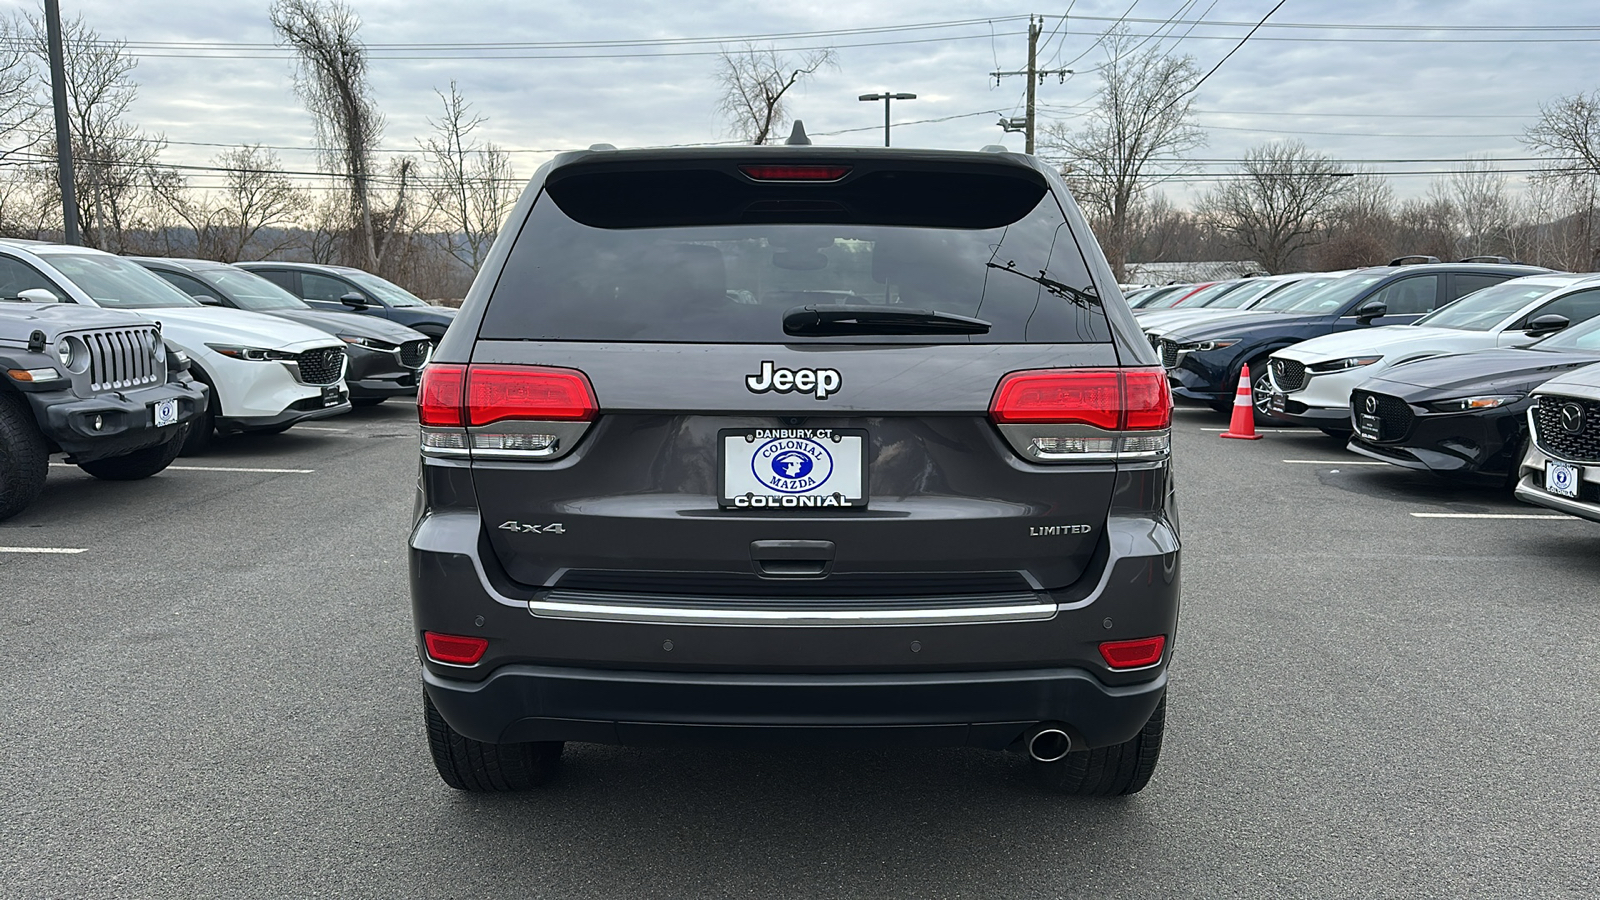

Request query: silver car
[{"left": 1516, "top": 359, "right": 1600, "bottom": 522}]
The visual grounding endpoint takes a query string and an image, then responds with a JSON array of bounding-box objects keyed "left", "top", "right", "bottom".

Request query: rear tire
[
  {"left": 424, "top": 692, "right": 563, "bottom": 791},
  {"left": 77, "top": 431, "right": 187, "bottom": 481},
  {"left": 1034, "top": 694, "right": 1165, "bottom": 796},
  {"left": 0, "top": 391, "right": 49, "bottom": 521}
]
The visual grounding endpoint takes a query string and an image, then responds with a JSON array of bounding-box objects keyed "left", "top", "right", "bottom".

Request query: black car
[
  {"left": 136, "top": 258, "right": 432, "bottom": 406},
  {"left": 1346, "top": 316, "right": 1600, "bottom": 486},
  {"left": 1159, "top": 261, "right": 1552, "bottom": 420},
  {"left": 236, "top": 261, "right": 457, "bottom": 341},
  {"left": 410, "top": 142, "right": 1179, "bottom": 795},
  {"left": 1, "top": 299, "right": 206, "bottom": 519}
]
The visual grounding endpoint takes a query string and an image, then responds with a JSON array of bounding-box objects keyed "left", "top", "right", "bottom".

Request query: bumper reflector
[
  {"left": 424, "top": 632, "right": 488, "bottom": 666},
  {"left": 1099, "top": 635, "right": 1166, "bottom": 670}
]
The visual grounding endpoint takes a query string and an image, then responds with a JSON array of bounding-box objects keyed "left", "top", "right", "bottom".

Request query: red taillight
[
  {"left": 738, "top": 164, "right": 851, "bottom": 181},
  {"left": 424, "top": 631, "right": 488, "bottom": 665},
  {"left": 418, "top": 363, "right": 466, "bottom": 426},
  {"left": 989, "top": 368, "right": 1171, "bottom": 430},
  {"left": 1099, "top": 636, "right": 1166, "bottom": 670},
  {"left": 467, "top": 365, "right": 596, "bottom": 426}
]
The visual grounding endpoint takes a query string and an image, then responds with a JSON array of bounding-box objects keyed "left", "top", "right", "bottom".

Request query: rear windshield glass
[
  {"left": 481, "top": 172, "right": 1110, "bottom": 344},
  {"left": 1413, "top": 281, "right": 1562, "bottom": 331}
]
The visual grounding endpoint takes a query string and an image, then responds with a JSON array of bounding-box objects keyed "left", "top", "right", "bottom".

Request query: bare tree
[
  {"left": 24, "top": 11, "right": 168, "bottom": 251},
  {"left": 160, "top": 146, "right": 307, "bottom": 262},
  {"left": 271, "top": 0, "right": 395, "bottom": 271},
  {"left": 1042, "top": 27, "right": 1204, "bottom": 280},
  {"left": 1316, "top": 168, "right": 1397, "bottom": 268},
  {"left": 714, "top": 43, "right": 835, "bottom": 145},
  {"left": 0, "top": 16, "right": 40, "bottom": 233},
  {"left": 1523, "top": 91, "right": 1600, "bottom": 269},
  {"left": 1430, "top": 156, "right": 1516, "bottom": 258},
  {"left": 419, "top": 83, "right": 518, "bottom": 271},
  {"left": 1199, "top": 141, "right": 1353, "bottom": 274}
]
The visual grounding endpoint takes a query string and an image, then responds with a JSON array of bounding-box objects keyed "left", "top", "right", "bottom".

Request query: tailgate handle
[{"left": 750, "top": 540, "right": 834, "bottom": 578}]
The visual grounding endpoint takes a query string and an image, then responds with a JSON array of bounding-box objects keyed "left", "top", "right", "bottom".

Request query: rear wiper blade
[
  {"left": 782, "top": 305, "right": 992, "bottom": 336},
  {"left": 985, "top": 262, "right": 1101, "bottom": 309}
]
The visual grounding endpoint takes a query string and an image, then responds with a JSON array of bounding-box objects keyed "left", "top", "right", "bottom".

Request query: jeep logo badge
[
  {"left": 1560, "top": 401, "right": 1586, "bottom": 434},
  {"left": 746, "top": 360, "right": 842, "bottom": 399}
]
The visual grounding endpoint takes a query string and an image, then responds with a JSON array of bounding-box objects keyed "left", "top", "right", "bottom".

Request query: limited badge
[{"left": 752, "top": 437, "right": 834, "bottom": 494}]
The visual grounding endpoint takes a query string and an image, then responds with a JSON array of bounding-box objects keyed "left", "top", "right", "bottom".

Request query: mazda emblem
[
  {"left": 1364, "top": 396, "right": 1378, "bottom": 414},
  {"left": 1273, "top": 360, "right": 1284, "bottom": 376},
  {"left": 1560, "top": 402, "right": 1586, "bottom": 434}
]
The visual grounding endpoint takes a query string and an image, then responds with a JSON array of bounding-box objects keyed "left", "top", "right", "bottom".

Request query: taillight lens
[
  {"left": 989, "top": 368, "right": 1171, "bottom": 430},
  {"left": 423, "top": 631, "right": 488, "bottom": 666},
  {"left": 467, "top": 365, "right": 596, "bottom": 426},
  {"left": 1099, "top": 636, "right": 1166, "bottom": 670},
  {"left": 418, "top": 363, "right": 466, "bottom": 426}
]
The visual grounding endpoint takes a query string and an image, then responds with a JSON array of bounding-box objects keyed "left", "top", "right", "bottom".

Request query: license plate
[
  {"left": 153, "top": 398, "right": 179, "bottom": 428},
  {"left": 1269, "top": 391, "right": 1286, "bottom": 414},
  {"left": 1546, "top": 461, "right": 1581, "bottom": 499},
  {"left": 1357, "top": 413, "right": 1382, "bottom": 441},
  {"left": 321, "top": 385, "right": 341, "bottom": 407},
  {"left": 720, "top": 428, "right": 867, "bottom": 509}
]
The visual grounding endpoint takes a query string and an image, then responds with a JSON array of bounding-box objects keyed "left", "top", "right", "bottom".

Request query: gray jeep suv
[{"left": 410, "top": 144, "right": 1180, "bottom": 795}]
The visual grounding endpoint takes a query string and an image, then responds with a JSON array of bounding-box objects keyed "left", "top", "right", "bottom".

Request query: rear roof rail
[
  {"left": 1388, "top": 255, "right": 1441, "bottom": 266},
  {"left": 1459, "top": 255, "right": 1512, "bottom": 264}
]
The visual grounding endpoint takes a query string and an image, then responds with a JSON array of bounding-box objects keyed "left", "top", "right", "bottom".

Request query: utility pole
[
  {"left": 44, "top": 0, "right": 79, "bottom": 245},
  {"left": 858, "top": 92, "right": 917, "bottom": 147},
  {"left": 992, "top": 15, "right": 1073, "bottom": 154}
]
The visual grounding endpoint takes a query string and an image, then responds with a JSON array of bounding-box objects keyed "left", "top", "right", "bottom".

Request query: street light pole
[
  {"left": 857, "top": 92, "right": 917, "bottom": 147},
  {"left": 44, "top": 0, "right": 79, "bottom": 245}
]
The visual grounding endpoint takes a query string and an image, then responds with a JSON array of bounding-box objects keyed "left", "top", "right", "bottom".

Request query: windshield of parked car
[
  {"left": 1413, "top": 281, "right": 1566, "bottom": 332},
  {"left": 1249, "top": 274, "right": 1350, "bottom": 312},
  {"left": 1141, "top": 285, "right": 1206, "bottom": 310},
  {"left": 1173, "top": 281, "right": 1243, "bottom": 308},
  {"left": 201, "top": 268, "right": 310, "bottom": 311},
  {"left": 46, "top": 254, "right": 202, "bottom": 309},
  {"left": 1271, "top": 271, "right": 1391, "bottom": 314},
  {"left": 1211, "top": 277, "right": 1293, "bottom": 310},
  {"left": 1129, "top": 285, "right": 1186, "bottom": 308},
  {"left": 347, "top": 272, "right": 430, "bottom": 307},
  {"left": 1532, "top": 313, "right": 1600, "bottom": 351}
]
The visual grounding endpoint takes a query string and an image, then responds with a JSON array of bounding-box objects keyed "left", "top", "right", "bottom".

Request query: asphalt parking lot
[{"left": 3, "top": 400, "right": 1597, "bottom": 899}]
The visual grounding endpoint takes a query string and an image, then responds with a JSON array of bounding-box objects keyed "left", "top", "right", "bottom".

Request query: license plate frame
[
  {"left": 1269, "top": 391, "right": 1287, "bottom": 415},
  {"left": 1357, "top": 413, "right": 1382, "bottom": 441},
  {"left": 321, "top": 385, "right": 342, "bottom": 407},
  {"left": 153, "top": 398, "right": 179, "bottom": 428},
  {"left": 1545, "top": 461, "right": 1581, "bottom": 499},
  {"left": 718, "top": 428, "right": 868, "bottom": 509}
]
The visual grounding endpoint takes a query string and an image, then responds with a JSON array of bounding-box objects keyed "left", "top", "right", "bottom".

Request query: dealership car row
[
  {"left": 1131, "top": 258, "right": 1600, "bottom": 523},
  {"left": 0, "top": 240, "right": 445, "bottom": 520}
]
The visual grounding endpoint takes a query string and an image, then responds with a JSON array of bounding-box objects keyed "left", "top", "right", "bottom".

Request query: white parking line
[
  {"left": 51, "top": 464, "right": 314, "bottom": 474},
  {"left": 0, "top": 546, "right": 86, "bottom": 554},
  {"left": 293, "top": 425, "right": 349, "bottom": 433},
  {"left": 1281, "top": 459, "right": 1390, "bottom": 466},
  {"left": 1410, "top": 513, "right": 1577, "bottom": 520}
]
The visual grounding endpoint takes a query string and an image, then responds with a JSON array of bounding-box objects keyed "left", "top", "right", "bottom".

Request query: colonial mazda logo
[
  {"left": 745, "top": 360, "right": 842, "bottom": 399},
  {"left": 752, "top": 437, "right": 834, "bottom": 493},
  {"left": 1364, "top": 395, "right": 1379, "bottom": 414},
  {"left": 1560, "top": 402, "right": 1586, "bottom": 434}
]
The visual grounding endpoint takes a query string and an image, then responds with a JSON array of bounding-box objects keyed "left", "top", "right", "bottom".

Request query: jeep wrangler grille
[{"left": 87, "top": 327, "right": 163, "bottom": 392}]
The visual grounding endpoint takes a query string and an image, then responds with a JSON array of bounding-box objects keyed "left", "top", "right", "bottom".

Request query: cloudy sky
[{"left": 7, "top": 0, "right": 1598, "bottom": 203}]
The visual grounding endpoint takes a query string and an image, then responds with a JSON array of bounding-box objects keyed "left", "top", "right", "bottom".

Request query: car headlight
[
  {"left": 1427, "top": 394, "right": 1524, "bottom": 412},
  {"left": 207, "top": 343, "right": 297, "bottom": 362},
  {"left": 1308, "top": 356, "right": 1382, "bottom": 373},
  {"left": 54, "top": 335, "right": 90, "bottom": 373},
  {"left": 1177, "top": 339, "right": 1240, "bottom": 353},
  {"left": 337, "top": 334, "right": 399, "bottom": 351}
]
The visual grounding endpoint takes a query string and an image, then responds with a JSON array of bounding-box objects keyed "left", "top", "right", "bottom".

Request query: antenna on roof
[{"left": 784, "top": 120, "right": 812, "bottom": 146}]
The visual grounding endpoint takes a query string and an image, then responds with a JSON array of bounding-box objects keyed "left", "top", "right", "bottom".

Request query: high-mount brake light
[
  {"left": 738, "top": 164, "right": 851, "bottom": 182},
  {"left": 989, "top": 368, "right": 1171, "bottom": 430},
  {"left": 1099, "top": 635, "right": 1167, "bottom": 670},
  {"left": 417, "top": 363, "right": 466, "bottom": 426},
  {"left": 467, "top": 365, "right": 596, "bottom": 426},
  {"left": 424, "top": 631, "right": 488, "bottom": 666}
]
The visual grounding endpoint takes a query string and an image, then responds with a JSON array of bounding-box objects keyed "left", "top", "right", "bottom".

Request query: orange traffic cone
[{"left": 1219, "top": 365, "right": 1262, "bottom": 440}]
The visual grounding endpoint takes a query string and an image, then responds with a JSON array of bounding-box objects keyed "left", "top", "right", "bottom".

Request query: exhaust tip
[{"left": 1027, "top": 727, "right": 1073, "bottom": 763}]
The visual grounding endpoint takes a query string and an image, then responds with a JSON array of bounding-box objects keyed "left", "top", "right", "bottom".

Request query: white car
[
  {"left": 0, "top": 241, "right": 351, "bottom": 453},
  {"left": 1266, "top": 273, "right": 1600, "bottom": 432},
  {"left": 1515, "top": 358, "right": 1600, "bottom": 522}
]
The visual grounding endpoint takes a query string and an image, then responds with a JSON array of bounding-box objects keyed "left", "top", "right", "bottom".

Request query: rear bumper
[{"left": 424, "top": 662, "right": 1167, "bottom": 750}]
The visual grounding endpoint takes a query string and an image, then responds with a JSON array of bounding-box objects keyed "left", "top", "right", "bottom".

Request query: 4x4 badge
[
  {"left": 746, "top": 360, "right": 841, "bottom": 399},
  {"left": 498, "top": 521, "right": 565, "bottom": 535}
]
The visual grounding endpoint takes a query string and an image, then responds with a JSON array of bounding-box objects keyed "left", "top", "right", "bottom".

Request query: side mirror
[
  {"left": 194, "top": 295, "right": 223, "bottom": 306},
  {"left": 16, "top": 288, "right": 59, "bottom": 303},
  {"left": 339, "top": 291, "right": 370, "bottom": 309},
  {"left": 1524, "top": 313, "right": 1571, "bottom": 337},
  {"left": 1355, "top": 301, "right": 1388, "bottom": 323}
]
